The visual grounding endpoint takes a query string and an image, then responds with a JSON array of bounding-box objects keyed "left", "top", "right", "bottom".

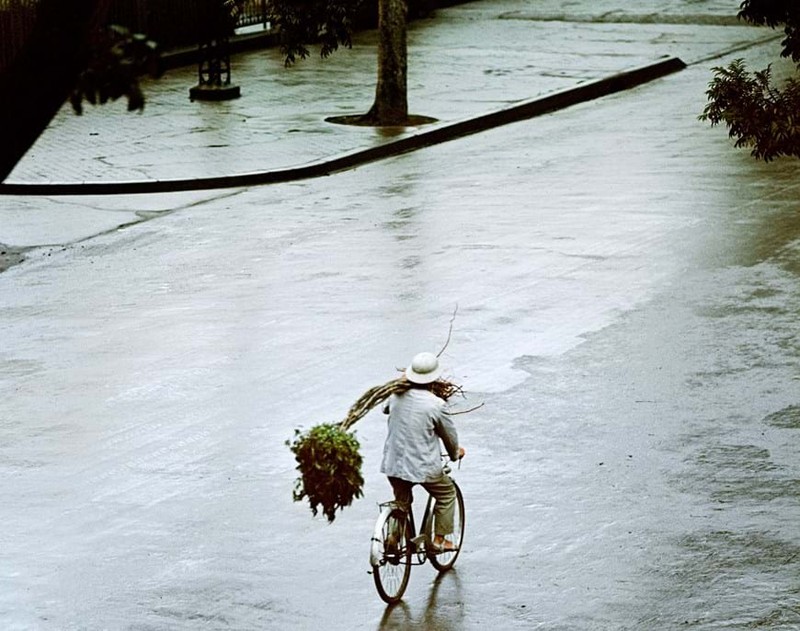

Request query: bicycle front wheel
[
  {"left": 427, "top": 482, "right": 465, "bottom": 572},
  {"left": 372, "top": 507, "right": 412, "bottom": 604}
]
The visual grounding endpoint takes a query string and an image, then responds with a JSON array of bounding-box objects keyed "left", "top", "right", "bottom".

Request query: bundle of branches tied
[{"left": 287, "top": 377, "right": 460, "bottom": 523}]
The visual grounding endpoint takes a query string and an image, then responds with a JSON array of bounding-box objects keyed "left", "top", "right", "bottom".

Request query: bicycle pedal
[{"left": 410, "top": 535, "right": 427, "bottom": 547}]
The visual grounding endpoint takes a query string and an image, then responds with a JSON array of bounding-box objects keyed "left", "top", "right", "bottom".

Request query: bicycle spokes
[
  {"left": 372, "top": 509, "right": 412, "bottom": 603},
  {"left": 371, "top": 478, "right": 466, "bottom": 602}
]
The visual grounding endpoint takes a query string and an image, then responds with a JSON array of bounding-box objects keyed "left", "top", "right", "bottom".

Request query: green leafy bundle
[
  {"left": 288, "top": 423, "right": 364, "bottom": 523},
  {"left": 288, "top": 377, "right": 460, "bottom": 522}
]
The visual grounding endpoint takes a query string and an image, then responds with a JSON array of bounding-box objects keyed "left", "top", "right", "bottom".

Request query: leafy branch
[
  {"left": 700, "top": 59, "right": 800, "bottom": 161},
  {"left": 268, "top": 0, "right": 363, "bottom": 67},
  {"left": 70, "top": 24, "right": 159, "bottom": 115}
]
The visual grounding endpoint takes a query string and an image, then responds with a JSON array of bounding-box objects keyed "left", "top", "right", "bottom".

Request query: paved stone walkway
[{"left": 3, "top": 0, "right": 776, "bottom": 187}]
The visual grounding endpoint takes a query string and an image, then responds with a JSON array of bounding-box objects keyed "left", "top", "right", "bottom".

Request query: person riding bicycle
[{"left": 381, "top": 351, "right": 466, "bottom": 553}]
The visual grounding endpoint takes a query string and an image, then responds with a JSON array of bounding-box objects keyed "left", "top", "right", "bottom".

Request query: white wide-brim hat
[{"left": 405, "top": 351, "right": 443, "bottom": 384}]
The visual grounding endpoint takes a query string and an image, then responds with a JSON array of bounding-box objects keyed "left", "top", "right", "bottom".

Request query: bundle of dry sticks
[{"left": 339, "top": 377, "right": 461, "bottom": 431}]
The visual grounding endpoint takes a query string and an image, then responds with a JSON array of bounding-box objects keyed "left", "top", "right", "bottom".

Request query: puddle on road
[
  {"left": 694, "top": 444, "right": 800, "bottom": 504},
  {"left": 663, "top": 529, "right": 800, "bottom": 629},
  {"left": 764, "top": 405, "right": 800, "bottom": 429}
]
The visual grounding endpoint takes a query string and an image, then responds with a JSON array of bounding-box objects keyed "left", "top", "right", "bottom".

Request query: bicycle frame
[
  {"left": 369, "top": 500, "right": 431, "bottom": 567},
  {"left": 370, "top": 460, "right": 459, "bottom": 568},
  {"left": 369, "top": 459, "right": 464, "bottom": 603}
]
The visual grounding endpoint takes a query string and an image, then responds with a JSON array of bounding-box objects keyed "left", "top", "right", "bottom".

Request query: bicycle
[{"left": 368, "top": 458, "right": 465, "bottom": 604}]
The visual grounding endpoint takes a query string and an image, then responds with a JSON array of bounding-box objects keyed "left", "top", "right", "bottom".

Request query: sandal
[{"left": 430, "top": 539, "right": 459, "bottom": 554}]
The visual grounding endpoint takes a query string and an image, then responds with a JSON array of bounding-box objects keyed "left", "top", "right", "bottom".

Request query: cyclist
[{"left": 381, "top": 351, "right": 466, "bottom": 552}]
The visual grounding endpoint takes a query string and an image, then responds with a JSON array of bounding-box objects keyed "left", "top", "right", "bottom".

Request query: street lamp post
[{"left": 189, "top": 0, "right": 241, "bottom": 101}]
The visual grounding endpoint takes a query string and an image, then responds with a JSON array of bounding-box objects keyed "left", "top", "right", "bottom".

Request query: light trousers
[{"left": 388, "top": 474, "right": 457, "bottom": 536}]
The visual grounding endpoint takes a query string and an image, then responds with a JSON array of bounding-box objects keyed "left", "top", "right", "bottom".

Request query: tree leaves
[
  {"left": 70, "top": 24, "right": 159, "bottom": 115},
  {"left": 700, "top": 2, "right": 800, "bottom": 160},
  {"left": 268, "top": 0, "right": 363, "bottom": 66},
  {"left": 700, "top": 59, "right": 800, "bottom": 161},
  {"left": 738, "top": 0, "right": 800, "bottom": 62}
]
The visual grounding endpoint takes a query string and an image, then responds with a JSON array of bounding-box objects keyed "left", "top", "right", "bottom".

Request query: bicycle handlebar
[{"left": 441, "top": 452, "right": 463, "bottom": 472}]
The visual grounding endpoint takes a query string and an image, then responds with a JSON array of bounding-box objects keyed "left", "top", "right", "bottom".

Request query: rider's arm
[{"left": 433, "top": 405, "right": 460, "bottom": 462}]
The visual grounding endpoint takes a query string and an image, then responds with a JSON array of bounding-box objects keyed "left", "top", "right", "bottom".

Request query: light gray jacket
[{"left": 380, "top": 388, "right": 460, "bottom": 483}]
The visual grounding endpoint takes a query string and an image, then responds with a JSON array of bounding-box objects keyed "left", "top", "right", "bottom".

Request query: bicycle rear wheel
[
  {"left": 426, "top": 482, "right": 465, "bottom": 572},
  {"left": 372, "top": 508, "right": 412, "bottom": 603}
]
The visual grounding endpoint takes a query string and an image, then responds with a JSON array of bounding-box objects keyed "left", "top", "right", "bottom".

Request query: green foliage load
[
  {"left": 288, "top": 377, "right": 459, "bottom": 522},
  {"left": 288, "top": 423, "right": 364, "bottom": 523}
]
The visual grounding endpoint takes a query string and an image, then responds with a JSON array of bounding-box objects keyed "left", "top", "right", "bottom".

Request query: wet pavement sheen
[{"left": 1, "top": 1, "right": 800, "bottom": 630}]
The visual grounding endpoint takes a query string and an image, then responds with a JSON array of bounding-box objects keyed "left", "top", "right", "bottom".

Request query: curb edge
[{"left": 0, "top": 56, "right": 686, "bottom": 196}]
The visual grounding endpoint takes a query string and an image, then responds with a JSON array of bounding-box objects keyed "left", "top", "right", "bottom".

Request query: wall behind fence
[{"left": 0, "top": 0, "right": 38, "bottom": 73}]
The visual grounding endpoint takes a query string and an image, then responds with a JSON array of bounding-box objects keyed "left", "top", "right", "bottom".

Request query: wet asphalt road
[{"left": 2, "top": 31, "right": 800, "bottom": 631}]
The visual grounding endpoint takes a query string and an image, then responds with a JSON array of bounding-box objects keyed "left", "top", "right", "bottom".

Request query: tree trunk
[
  {"left": 365, "top": 0, "right": 408, "bottom": 125},
  {"left": 0, "top": 0, "right": 109, "bottom": 181}
]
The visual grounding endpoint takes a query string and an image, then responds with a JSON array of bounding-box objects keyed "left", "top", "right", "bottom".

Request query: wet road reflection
[{"left": 378, "top": 571, "right": 465, "bottom": 631}]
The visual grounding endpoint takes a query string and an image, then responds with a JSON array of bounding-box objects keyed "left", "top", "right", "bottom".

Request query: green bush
[{"left": 700, "top": 59, "right": 800, "bottom": 161}]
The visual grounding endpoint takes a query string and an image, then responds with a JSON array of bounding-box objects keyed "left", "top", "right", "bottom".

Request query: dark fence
[
  {"left": 0, "top": 0, "right": 38, "bottom": 72},
  {"left": 1, "top": 0, "right": 460, "bottom": 74},
  {"left": 106, "top": 0, "right": 274, "bottom": 48},
  {"left": 0, "top": 0, "right": 271, "bottom": 73},
  {"left": 238, "top": 0, "right": 271, "bottom": 30}
]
